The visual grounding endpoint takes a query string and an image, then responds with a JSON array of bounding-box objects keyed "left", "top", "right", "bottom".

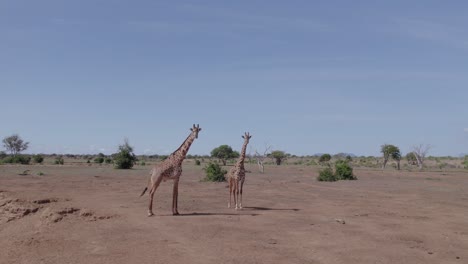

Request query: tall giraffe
[
  {"left": 140, "top": 124, "right": 202, "bottom": 216},
  {"left": 228, "top": 132, "right": 252, "bottom": 209}
]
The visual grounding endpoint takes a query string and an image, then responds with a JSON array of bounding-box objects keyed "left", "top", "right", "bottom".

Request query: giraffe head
[
  {"left": 190, "top": 124, "right": 202, "bottom": 139},
  {"left": 242, "top": 132, "right": 252, "bottom": 143}
]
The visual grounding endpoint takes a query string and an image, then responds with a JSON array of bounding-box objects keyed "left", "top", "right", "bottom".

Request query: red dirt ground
[{"left": 1, "top": 163, "right": 467, "bottom": 264}]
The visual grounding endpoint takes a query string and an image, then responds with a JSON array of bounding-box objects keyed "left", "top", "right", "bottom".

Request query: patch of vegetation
[
  {"left": 269, "top": 150, "right": 287, "bottom": 165},
  {"left": 195, "top": 159, "right": 201, "bottom": 166},
  {"left": 33, "top": 154, "right": 44, "bottom": 164},
  {"left": 317, "top": 166, "right": 337, "bottom": 182},
  {"left": 317, "top": 161, "right": 357, "bottom": 182},
  {"left": 210, "top": 145, "right": 238, "bottom": 166},
  {"left": 37, "top": 171, "right": 45, "bottom": 176},
  {"left": 140, "top": 161, "right": 146, "bottom": 166},
  {"left": 54, "top": 156, "right": 64, "bottom": 165},
  {"left": 3, "top": 155, "right": 31, "bottom": 164},
  {"left": 335, "top": 160, "right": 356, "bottom": 180},
  {"left": 94, "top": 157, "right": 104, "bottom": 164},
  {"left": 114, "top": 139, "right": 137, "bottom": 169},
  {"left": 319, "top": 154, "right": 332, "bottom": 163},
  {"left": 202, "top": 162, "right": 227, "bottom": 182}
]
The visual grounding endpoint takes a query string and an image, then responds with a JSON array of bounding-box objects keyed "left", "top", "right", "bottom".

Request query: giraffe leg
[
  {"left": 172, "top": 178, "right": 180, "bottom": 215},
  {"left": 235, "top": 180, "right": 240, "bottom": 210},
  {"left": 228, "top": 178, "right": 233, "bottom": 208},
  {"left": 148, "top": 176, "right": 163, "bottom": 217},
  {"left": 239, "top": 178, "right": 245, "bottom": 209}
]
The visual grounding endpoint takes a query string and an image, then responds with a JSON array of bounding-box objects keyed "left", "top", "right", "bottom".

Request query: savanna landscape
[{"left": 1, "top": 154, "right": 468, "bottom": 264}]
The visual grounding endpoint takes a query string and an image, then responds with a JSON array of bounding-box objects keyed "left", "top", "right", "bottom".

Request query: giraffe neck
[
  {"left": 236, "top": 140, "right": 249, "bottom": 166},
  {"left": 168, "top": 132, "right": 196, "bottom": 164}
]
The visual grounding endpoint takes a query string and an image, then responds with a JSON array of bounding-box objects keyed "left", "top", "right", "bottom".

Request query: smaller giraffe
[
  {"left": 140, "top": 124, "right": 201, "bottom": 216},
  {"left": 227, "top": 132, "right": 252, "bottom": 209}
]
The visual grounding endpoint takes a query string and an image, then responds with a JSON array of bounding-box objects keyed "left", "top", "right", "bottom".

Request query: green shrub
[
  {"left": 105, "top": 158, "right": 112, "bottom": 164},
  {"left": 195, "top": 159, "right": 201, "bottom": 166},
  {"left": 114, "top": 139, "right": 137, "bottom": 169},
  {"left": 0, "top": 151, "right": 6, "bottom": 159},
  {"left": 307, "top": 160, "right": 318, "bottom": 166},
  {"left": 335, "top": 160, "right": 356, "bottom": 180},
  {"left": 55, "top": 156, "right": 64, "bottom": 165},
  {"left": 3, "top": 155, "right": 31, "bottom": 164},
  {"left": 33, "top": 155, "right": 44, "bottom": 164},
  {"left": 37, "top": 172, "right": 44, "bottom": 176},
  {"left": 317, "top": 166, "right": 337, "bottom": 182},
  {"left": 203, "top": 162, "right": 227, "bottom": 182},
  {"left": 94, "top": 157, "right": 104, "bottom": 164},
  {"left": 140, "top": 161, "right": 146, "bottom": 166}
]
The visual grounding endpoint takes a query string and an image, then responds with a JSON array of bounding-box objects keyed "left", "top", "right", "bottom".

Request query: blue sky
[{"left": 1, "top": 1, "right": 467, "bottom": 156}]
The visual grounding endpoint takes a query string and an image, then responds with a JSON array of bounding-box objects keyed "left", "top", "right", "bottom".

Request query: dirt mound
[
  {"left": 40, "top": 207, "right": 118, "bottom": 224},
  {"left": 0, "top": 193, "right": 43, "bottom": 224}
]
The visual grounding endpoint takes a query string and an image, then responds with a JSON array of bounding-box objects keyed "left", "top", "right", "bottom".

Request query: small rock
[{"left": 335, "top": 218, "right": 346, "bottom": 224}]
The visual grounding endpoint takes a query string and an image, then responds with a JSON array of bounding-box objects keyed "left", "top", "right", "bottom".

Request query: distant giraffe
[
  {"left": 140, "top": 124, "right": 202, "bottom": 216},
  {"left": 227, "top": 132, "right": 252, "bottom": 209}
]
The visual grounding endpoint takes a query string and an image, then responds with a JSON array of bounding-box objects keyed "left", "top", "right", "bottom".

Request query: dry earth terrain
[{"left": 1, "top": 162, "right": 468, "bottom": 264}]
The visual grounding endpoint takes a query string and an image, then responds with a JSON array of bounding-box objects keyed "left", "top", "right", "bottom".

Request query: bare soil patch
[{"left": 1, "top": 163, "right": 467, "bottom": 263}]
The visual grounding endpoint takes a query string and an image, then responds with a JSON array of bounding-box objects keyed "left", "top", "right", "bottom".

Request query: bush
[
  {"left": 114, "top": 139, "right": 137, "bottom": 169},
  {"left": 335, "top": 160, "right": 356, "bottom": 180},
  {"left": 140, "top": 161, "right": 146, "bottom": 166},
  {"left": 317, "top": 166, "right": 337, "bottom": 181},
  {"left": 203, "top": 162, "right": 227, "bottom": 182},
  {"left": 55, "top": 156, "right": 64, "bottom": 165},
  {"left": 319, "top": 154, "right": 332, "bottom": 163},
  {"left": 105, "top": 158, "right": 112, "bottom": 164},
  {"left": 195, "top": 159, "right": 201, "bottom": 166},
  {"left": 317, "top": 161, "right": 357, "bottom": 181},
  {"left": 33, "top": 155, "right": 44, "bottom": 164},
  {"left": 94, "top": 157, "right": 104, "bottom": 164},
  {"left": 3, "top": 155, "right": 31, "bottom": 164}
]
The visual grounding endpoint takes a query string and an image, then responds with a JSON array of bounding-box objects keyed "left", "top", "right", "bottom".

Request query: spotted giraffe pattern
[
  {"left": 141, "top": 124, "right": 201, "bottom": 216},
  {"left": 228, "top": 132, "right": 252, "bottom": 209}
]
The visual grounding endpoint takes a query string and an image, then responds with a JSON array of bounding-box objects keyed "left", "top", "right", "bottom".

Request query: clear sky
[{"left": 1, "top": 1, "right": 467, "bottom": 156}]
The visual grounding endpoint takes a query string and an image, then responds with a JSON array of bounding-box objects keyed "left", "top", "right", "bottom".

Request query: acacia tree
[
  {"left": 380, "top": 144, "right": 401, "bottom": 169},
  {"left": 270, "top": 150, "right": 287, "bottom": 165},
  {"left": 2, "top": 134, "right": 29, "bottom": 156},
  {"left": 391, "top": 151, "right": 402, "bottom": 170},
  {"left": 412, "top": 144, "right": 431, "bottom": 171},
  {"left": 210, "top": 145, "right": 238, "bottom": 165}
]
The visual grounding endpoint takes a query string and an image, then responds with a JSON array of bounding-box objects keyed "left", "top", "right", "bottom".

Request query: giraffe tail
[{"left": 140, "top": 187, "right": 148, "bottom": 197}]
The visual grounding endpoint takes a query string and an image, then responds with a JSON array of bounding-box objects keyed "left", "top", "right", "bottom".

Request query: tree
[
  {"left": 412, "top": 144, "right": 431, "bottom": 171},
  {"left": 380, "top": 144, "right": 401, "bottom": 169},
  {"left": 270, "top": 150, "right": 287, "bottom": 165},
  {"left": 254, "top": 144, "right": 271, "bottom": 173},
  {"left": 391, "top": 151, "right": 402, "bottom": 170},
  {"left": 2, "top": 134, "right": 29, "bottom": 156},
  {"left": 114, "top": 138, "right": 137, "bottom": 169},
  {"left": 211, "top": 145, "right": 237, "bottom": 165},
  {"left": 319, "top": 154, "right": 332, "bottom": 163}
]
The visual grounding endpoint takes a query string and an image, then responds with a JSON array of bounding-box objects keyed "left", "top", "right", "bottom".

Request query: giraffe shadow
[
  {"left": 160, "top": 212, "right": 260, "bottom": 217},
  {"left": 242, "top": 207, "right": 300, "bottom": 212}
]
